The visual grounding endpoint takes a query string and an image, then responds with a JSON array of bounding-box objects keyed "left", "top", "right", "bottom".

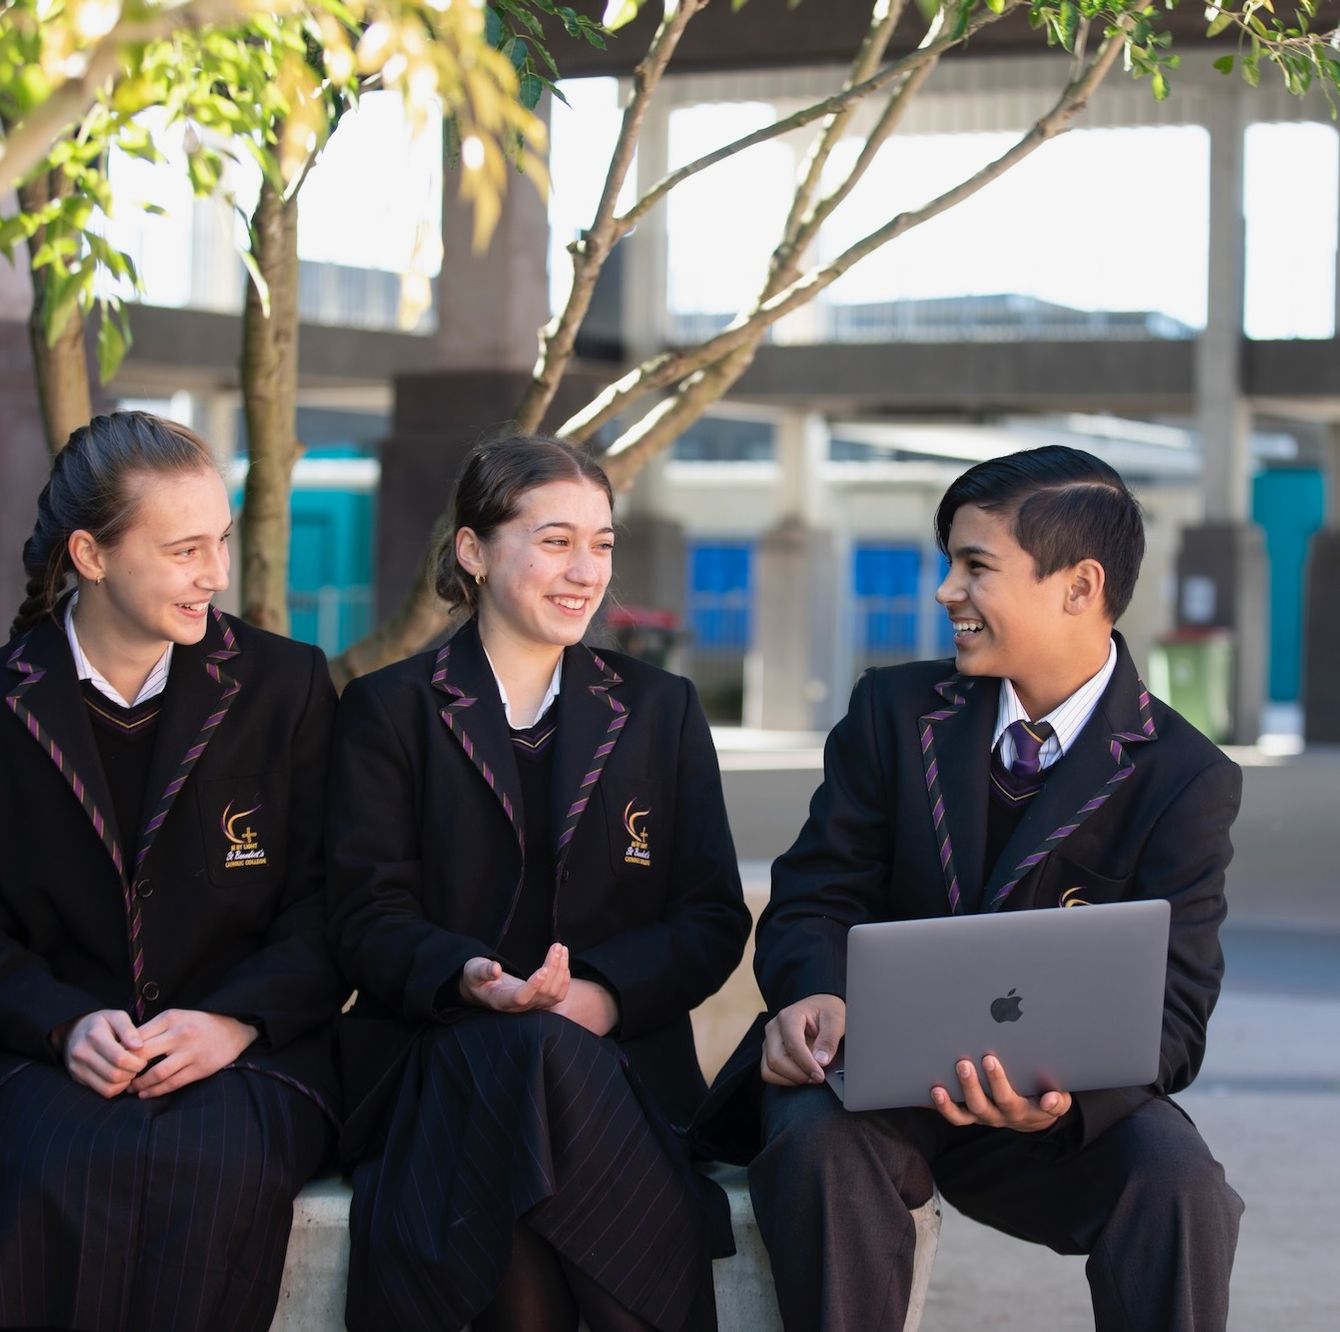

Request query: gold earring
[
  {"left": 95, "top": 576, "right": 105, "bottom": 586},
  {"left": 474, "top": 572, "right": 486, "bottom": 587}
]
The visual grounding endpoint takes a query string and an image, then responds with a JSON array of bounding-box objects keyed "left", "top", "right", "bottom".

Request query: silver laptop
[{"left": 828, "top": 900, "right": 1170, "bottom": 1112}]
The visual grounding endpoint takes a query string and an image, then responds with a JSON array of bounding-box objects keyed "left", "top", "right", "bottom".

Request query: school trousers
[{"left": 748, "top": 1083, "right": 1243, "bottom": 1332}]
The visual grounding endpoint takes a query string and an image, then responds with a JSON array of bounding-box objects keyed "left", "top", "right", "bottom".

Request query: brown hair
[
  {"left": 435, "top": 434, "right": 613, "bottom": 616},
  {"left": 10, "top": 411, "right": 218, "bottom": 638}
]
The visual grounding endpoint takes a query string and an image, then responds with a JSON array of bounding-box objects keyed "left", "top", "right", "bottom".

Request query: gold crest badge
[
  {"left": 623, "top": 799, "right": 651, "bottom": 869},
  {"left": 1060, "top": 886, "right": 1091, "bottom": 907},
  {"left": 222, "top": 801, "right": 269, "bottom": 869}
]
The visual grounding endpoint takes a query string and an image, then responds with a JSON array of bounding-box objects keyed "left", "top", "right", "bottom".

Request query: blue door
[
  {"left": 685, "top": 541, "right": 753, "bottom": 721},
  {"left": 1252, "top": 468, "right": 1325, "bottom": 702},
  {"left": 852, "top": 544, "right": 954, "bottom": 670}
]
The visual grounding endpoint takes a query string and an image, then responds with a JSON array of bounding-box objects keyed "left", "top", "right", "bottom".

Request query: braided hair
[{"left": 10, "top": 411, "right": 217, "bottom": 638}]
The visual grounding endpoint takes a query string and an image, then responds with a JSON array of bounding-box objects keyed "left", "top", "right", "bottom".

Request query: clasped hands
[
  {"left": 459, "top": 941, "right": 618, "bottom": 1037},
  {"left": 760, "top": 992, "right": 1072, "bottom": 1133},
  {"left": 55, "top": 1009, "right": 259, "bottom": 1100}
]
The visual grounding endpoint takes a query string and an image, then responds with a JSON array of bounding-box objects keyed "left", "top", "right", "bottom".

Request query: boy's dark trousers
[{"left": 749, "top": 1083, "right": 1243, "bottom": 1332}]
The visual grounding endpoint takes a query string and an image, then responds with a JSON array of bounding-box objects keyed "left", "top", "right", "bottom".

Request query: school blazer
[
  {"left": 0, "top": 609, "right": 343, "bottom": 1118},
  {"left": 697, "top": 633, "right": 1242, "bottom": 1160},
  {"left": 327, "top": 618, "right": 751, "bottom": 1158}
]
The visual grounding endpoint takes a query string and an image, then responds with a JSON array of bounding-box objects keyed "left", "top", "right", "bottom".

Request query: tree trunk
[
  {"left": 239, "top": 175, "right": 301, "bottom": 635},
  {"left": 20, "top": 169, "right": 92, "bottom": 455}
]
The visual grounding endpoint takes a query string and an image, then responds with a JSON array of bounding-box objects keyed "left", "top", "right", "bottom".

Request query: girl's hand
[
  {"left": 551, "top": 978, "right": 619, "bottom": 1036},
  {"left": 59, "top": 1009, "right": 147, "bottom": 1098},
  {"left": 127, "top": 1010, "right": 259, "bottom": 1098},
  {"left": 459, "top": 942, "right": 570, "bottom": 1013}
]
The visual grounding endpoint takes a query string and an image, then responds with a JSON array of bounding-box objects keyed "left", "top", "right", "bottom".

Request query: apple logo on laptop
[{"left": 990, "top": 988, "right": 1023, "bottom": 1023}]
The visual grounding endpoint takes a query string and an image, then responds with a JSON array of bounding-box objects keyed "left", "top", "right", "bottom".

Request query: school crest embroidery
[
  {"left": 1060, "top": 886, "right": 1091, "bottom": 907},
  {"left": 222, "top": 800, "right": 269, "bottom": 869},
  {"left": 623, "top": 799, "right": 651, "bottom": 868}
]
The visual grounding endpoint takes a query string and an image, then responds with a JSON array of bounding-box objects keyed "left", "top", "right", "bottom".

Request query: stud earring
[
  {"left": 474, "top": 572, "right": 486, "bottom": 587},
  {"left": 95, "top": 576, "right": 105, "bottom": 586}
]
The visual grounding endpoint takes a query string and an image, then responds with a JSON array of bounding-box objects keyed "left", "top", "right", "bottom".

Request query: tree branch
[
  {"left": 511, "top": 0, "right": 707, "bottom": 433},
  {"left": 774, "top": 0, "right": 912, "bottom": 268},
  {"left": 615, "top": 0, "right": 1015, "bottom": 238},
  {"left": 783, "top": 4, "right": 968, "bottom": 268},
  {"left": 601, "top": 350, "right": 757, "bottom": 490},
  {"left": 566, "top": 22, "right": 1130, "bottom": 448}
]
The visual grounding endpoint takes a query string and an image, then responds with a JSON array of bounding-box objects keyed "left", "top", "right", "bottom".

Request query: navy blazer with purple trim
[
  {"left": 326, "top": 617, "right": 751, "bottom": 1160},
  {"left": 696, "top": 633, "right": 1242, "bottom": 1160},
  {"left": 0, "top": 608, "right": 343, "bottom": 1118}
]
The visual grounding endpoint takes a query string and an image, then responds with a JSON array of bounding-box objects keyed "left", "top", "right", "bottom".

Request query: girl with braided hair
[{"left": 0, "top": 411, "right": 343, "bottom": 1331}]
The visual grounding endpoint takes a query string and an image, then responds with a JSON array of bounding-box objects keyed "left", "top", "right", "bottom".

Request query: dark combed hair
[
  {"left": 933, "top": 445, "right": 1145, "bottom": 622},
  {"left": 434, "top": 433, "right": 614, "bottom": 616},
  {"left": 10, "top": 411, "right": 217, "bottom": 638}
]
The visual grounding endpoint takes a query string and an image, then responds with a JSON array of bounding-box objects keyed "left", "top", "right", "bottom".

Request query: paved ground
[{"left": 705, "top": 733, "right": 1340, "bottom": 1331}]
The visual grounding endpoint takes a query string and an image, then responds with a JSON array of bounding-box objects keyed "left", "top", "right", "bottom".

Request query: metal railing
[
  {"left": 288, "top": 585, "right": 375, "bottom": 657},
  {"left": 668, "top": 295, "right": 1194, "bottom": 346}
]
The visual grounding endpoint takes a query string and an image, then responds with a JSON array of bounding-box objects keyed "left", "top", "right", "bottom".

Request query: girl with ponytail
[{"left": 0, "top": 412, "right": 343, "bottom": 1331}]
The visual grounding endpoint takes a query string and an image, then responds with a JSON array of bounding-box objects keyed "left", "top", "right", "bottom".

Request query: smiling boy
[{"left": 701, "top": 446, "right": 1245, "bottom": 1331}]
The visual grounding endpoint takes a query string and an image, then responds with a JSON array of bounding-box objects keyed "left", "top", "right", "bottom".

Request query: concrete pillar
[
  {"left": 1197, "top": 80, "right": 1251, "bottom": 523},
  {"left": 432, "top": 139, "right": 551, "bottom": 373},
  {"left": 746, "top": 516, "right": 846, "bottom": 731},
  {"left": 745, "top": 412, "right": 850, "bottom": 731},
  {"left": 1302, "top": 424, "right": 1340, "bottom": 743},
  {"left": 622, "top": 82, "right": 671, "bottom": 362},
  {"left": 1177, "top": 80, "right": 1266, "bottom": 744}
]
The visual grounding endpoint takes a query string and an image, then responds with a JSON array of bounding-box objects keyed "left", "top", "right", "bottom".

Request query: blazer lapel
[
  {"left": 550, "top": 644, "right": 629, "bottom": 875},
  {"left": 918, "top": 672, "right": 995, "bottom": 916},
  {"left": 134, "top": 609, "right": 241, "bottom": 878},
  {"left": 984, "top": 638, "right": 1158, "bottom": 912},
  {"left": 4, "top": 615, "right": 125, "bottom": 878},
  {"left": 431, "top": 619, "right": 525, "bottom": 854}
]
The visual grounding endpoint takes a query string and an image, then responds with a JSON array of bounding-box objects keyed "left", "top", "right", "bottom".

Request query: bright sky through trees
[{"left": 550, "top": 78, "right": 1338, "bottom": 341}]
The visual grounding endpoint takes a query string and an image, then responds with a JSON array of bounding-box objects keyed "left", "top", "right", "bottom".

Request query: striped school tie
[
  {"left": 990, "top": 718, "right": 1056, "bottom": 804},
  {"left": 1008, "top": 718, "right": 1054, "bottom": 778}
]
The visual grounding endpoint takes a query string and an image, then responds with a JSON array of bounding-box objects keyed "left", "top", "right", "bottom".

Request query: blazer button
[
  {"left": 141, "top": 981, "right": 160, "bottom": 1002},
  {"left": 561, "top": 869, "right": 571, "bottom": 882},
  {"left": 135, "top": 879, "right": 153, "bottom": 899}
]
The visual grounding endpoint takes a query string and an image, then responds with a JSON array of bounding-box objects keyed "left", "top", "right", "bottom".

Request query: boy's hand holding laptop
[{"left": 761, "top": 990, "right": 1072, "bottom": 1131}]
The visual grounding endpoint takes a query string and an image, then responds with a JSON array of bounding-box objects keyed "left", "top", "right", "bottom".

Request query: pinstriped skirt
[
  {"left": 345, "top": 1011, "right": 715, "bottom": 1332},
  {"left": 0, "top": 1060, "right": 332, "bottom": 1332}
]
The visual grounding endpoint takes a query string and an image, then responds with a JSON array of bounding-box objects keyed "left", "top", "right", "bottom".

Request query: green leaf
[
  {"left": 44, "top": 265, "right": 92, "bottom": 346},
  {"left": 519, "top": 73, "right": 544, "bottom": 110},
  {"left": 1058, "top": 0, "right": 1079, "bottom": 49},
  {"left": 97, "top": 307, "right": 129, "bottom": 382},
  {"left": 984, "top": 0, "right": 1006, "bottom": 13},
  {"left": 0, "top": 215, "right": 30, "bottom": 256},
  {"left": 1205, "top": 11, "right": 1234, "bottom": 39},
  {"left": 30, "top": 238, "right": 79, "bottom": 269},
  {"left": 1151, "top": 67, "right": 1169, "bottom": 99}
]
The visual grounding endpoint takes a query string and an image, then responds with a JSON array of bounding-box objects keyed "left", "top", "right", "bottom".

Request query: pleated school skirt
[
  {"left": 345, "top": 1010, "right": 716, "bottom": 1332},
  {"left": 0, "top": 1059, "right": 333, "bottom": 1332}
]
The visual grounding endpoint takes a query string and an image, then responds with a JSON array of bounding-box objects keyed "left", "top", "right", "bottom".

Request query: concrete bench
[{"left": 271, "top": 1167, "right": 940, "bottom": 1331}]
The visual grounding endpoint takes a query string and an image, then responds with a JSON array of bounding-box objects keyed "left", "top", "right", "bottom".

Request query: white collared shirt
[
  {"left": 482, "top": 645, "right": 563, "bottom": 729},
  {"left": 993, "top": 638, "right": 1118, "bottom": 771},
  {"left": 64, "top": 593, "right": 173, "bottom": 709}
]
